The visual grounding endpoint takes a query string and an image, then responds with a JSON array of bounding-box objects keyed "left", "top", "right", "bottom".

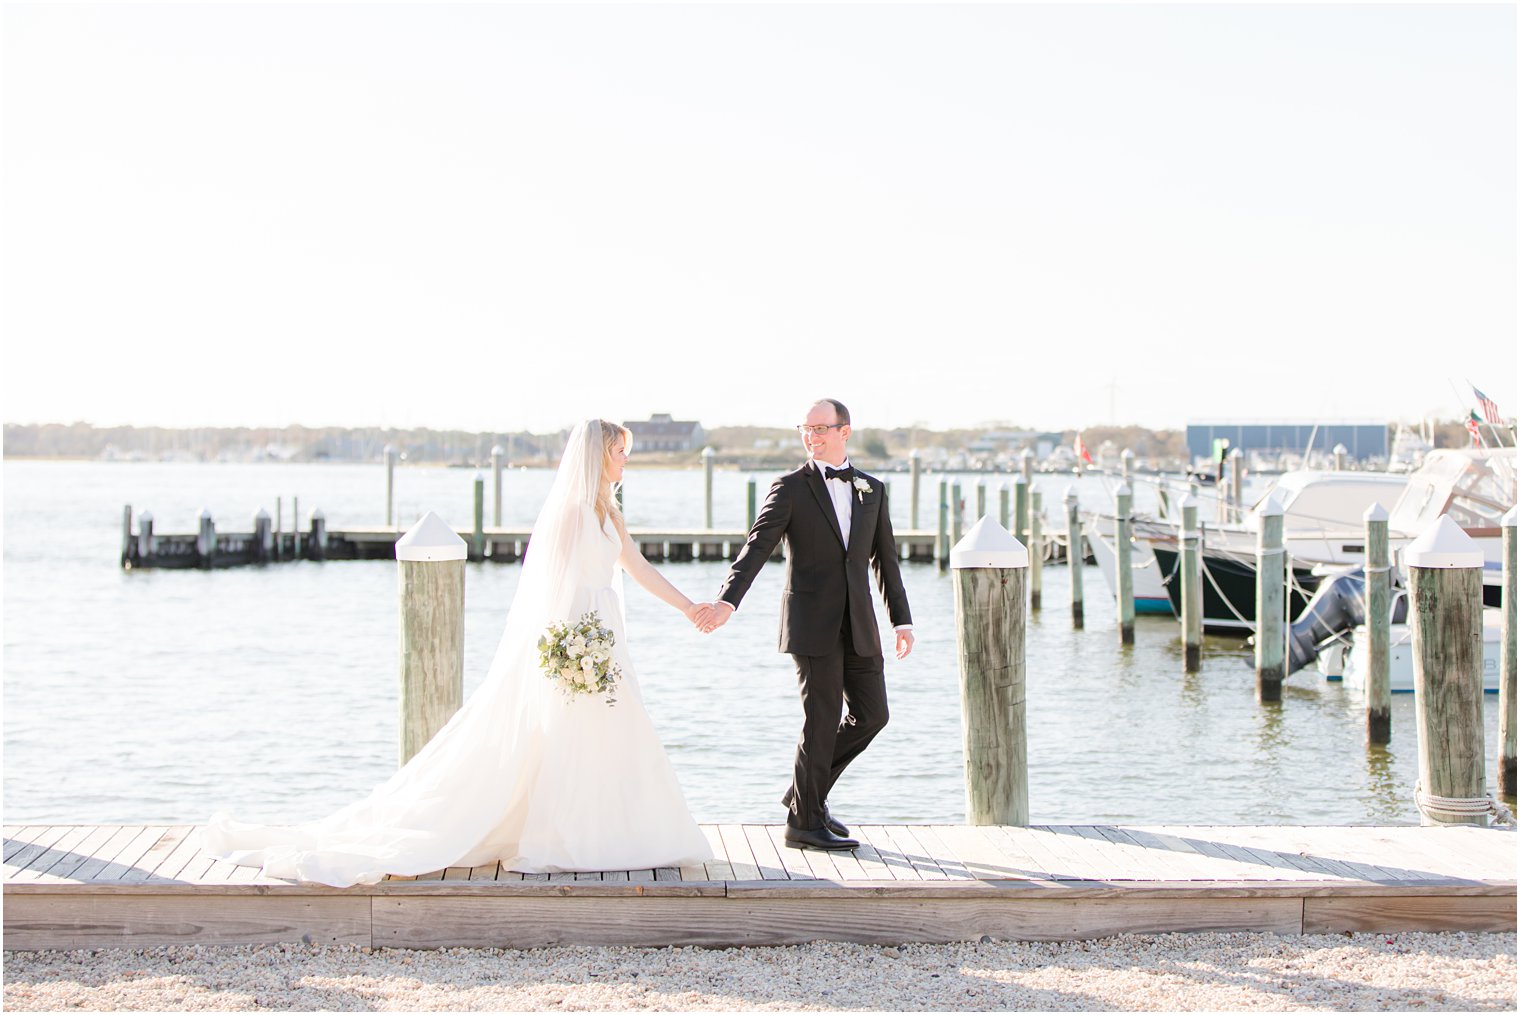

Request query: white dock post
[
  {"left": 1180, "top": 495, "right": 1202, "bottom": 672},
  {"left": 746, "top": 476, "right": 758, "bottom": 530},
  {"left": 702, "top": 446, "right": 716, "bottom": 529},
  {"left": 999, "top": 481, "right": 1011, "bottom": 530},
  {"left": 1013, "top": 474, "right": 1029, "bottom": 549},
  {"left": 395, "top": 512, "right": 467, "bottom": 766},
  {"left": 1334, "top": 443, "right": 1348, "bottom": 472},
  {"left": 491, "top": 445, "right": 505, "bottom": 527},
  {"left": 1115, "top": 483, "right": 1134, "bottom": 646},
  {"left": 975, "top": 479, "right": 987, "bottom": 521},
  {"left": 274, "top": 496, "right": 283, "bottom": 560},
  {"left": 909, "top": 449, "right": 922, "bottom": 530},
  {"left": 1065, "top": 486, "right": 1083, "bottom": 629},
  {"left": 952, "top": 516, "right": 1030, "bottom": 825},
  {"left": 292, "top": 497, "right": 302, "bottom": 559},
  {"left": 1407, "top": 517, "right": 1489, "bottom": 826},
  {"left": 1120, "top": 448, "right": 1134, "bottom": 482},
  {"left": 1020, "top": 447, "right": 1034, "bottom": 487},
  {"left": 1500, "top": 506, "right": 1517, "bottom": 800},
  {"left": 1030, "top": 489, "right": 1044, "bottom": 612},
  {"left": 1255, "top": 492, "right": 1285, "bottom": 703},
  {"left": 471, "top": 472, "right": 486, "bottom": 562},
  {"left": 1365, "top": 503, "right": 1392, "bottom": 744},
  {"left": 384, "top": 445, "right": 397, "bottom": 527},
  {"left": 196, "top": 508, "right": 215, "bottom": 569}
]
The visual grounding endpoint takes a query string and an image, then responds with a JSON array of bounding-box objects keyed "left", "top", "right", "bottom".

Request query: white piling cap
[
  {"left": 1256, "top": 492, "right": 1284, "bottom": 518},
  {"left": 199, "top": 507, "right": 212, "bottom": 520},
  {"left": 1229, "top": 447, "right": 1243, "bottom": 459},
  {"left": 1333, "top": 443, "right": 1348, "bottom": 453},
  {"left": 255, "top": 508, "right": 270, "bottom": 520},
  {"left": 1504, "top": 506, "right": 1517, "bottom": 528},
  {"left": 384, "top": 444, "right": 395, "bottom": 455},
  {"left": 492, "top": 444, "right": 505, "bottom": 455},
  {"left": 1181, "top": 493, "right": 1198, "bottom": 509},
  {"left": 1116, "top": 482, "right": 1132, "bottom": 497},
  {"left": 474, "top": 471, "right": 484, "bottom": 482},
  {"left": 396, "top": 511, "right": 467, "bottom": 562},
  {"left": 1012, "top": 474, "right": 1027, "bottom": 486},
  {"left": 1063, "top": 484, "right": 1077, "bottom": 501},
  {"left": 951, "top": 515, "right": 1029, "bottom": 569},
  {"left": 312, "top": 508, "right": 325, "bottom": 520},
  {"left": 1363, "top": 502, "right": 1389, "bottom": 523},
  {"left": 1404, "top": 515, "right": 1483, "bottom": 569},
  {"left": 139, "top": 511, "right": 152, "bottom": 522}
]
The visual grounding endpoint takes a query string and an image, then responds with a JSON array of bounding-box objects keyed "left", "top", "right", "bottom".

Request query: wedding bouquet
[{"left": 538, "top": 610, "right": 621, "bottom": 705}]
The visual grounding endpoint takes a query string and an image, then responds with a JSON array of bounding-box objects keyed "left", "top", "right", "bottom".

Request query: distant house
[{"left": 625, "top": 413, "right": 705, "bottom": 452}]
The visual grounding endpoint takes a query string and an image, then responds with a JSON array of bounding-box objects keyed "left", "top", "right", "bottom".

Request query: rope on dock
[{"left": 1414, "top": 784, "right": 1516, "bottom": 827}]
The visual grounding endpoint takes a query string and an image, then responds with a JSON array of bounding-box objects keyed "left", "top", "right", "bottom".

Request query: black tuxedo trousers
[{"left": 717, "top": 463, "right": 912, "bottom": 831}]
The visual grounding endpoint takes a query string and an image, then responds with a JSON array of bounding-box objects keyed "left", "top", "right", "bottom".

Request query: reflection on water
[{"left": 3, "top": 460, "right": 1507, "bottom": 827}]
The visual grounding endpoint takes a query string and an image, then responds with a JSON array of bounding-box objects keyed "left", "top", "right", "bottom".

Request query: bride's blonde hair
[{"left": 596, "top": 420, "right": 632, "bottom": 532}]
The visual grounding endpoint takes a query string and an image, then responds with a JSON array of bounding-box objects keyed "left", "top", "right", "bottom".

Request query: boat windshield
[{"left": 1389, "top": 449, "right": 1516, "bottom": 533}]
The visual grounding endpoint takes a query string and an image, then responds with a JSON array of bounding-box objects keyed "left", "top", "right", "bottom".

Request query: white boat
[
  {"left": 1332, "top": 611, "right": 1503, "bottom": 694},
  {"left": 1084, "top": 519, "right": 1173, "bottom": 614}
]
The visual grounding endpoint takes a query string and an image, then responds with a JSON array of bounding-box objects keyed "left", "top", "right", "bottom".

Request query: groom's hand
[
  {"left": 686, "top": 603, "right": 716, "bottom": 631},
  {"left": 894, "top": 629, "right": 914, "bottom": 660},
  {"left": 702, "top": 601, "right": 734, "bottom": 634}
]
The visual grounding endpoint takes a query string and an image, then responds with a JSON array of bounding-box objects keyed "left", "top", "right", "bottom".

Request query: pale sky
[{"left": 2, "top": 2, "right": 1515, "bottom": 433}]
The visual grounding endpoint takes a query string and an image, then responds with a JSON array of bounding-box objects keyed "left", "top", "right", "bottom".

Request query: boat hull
[{"left": 1150, "top": 545, "right": 1321, "bottom": 634}]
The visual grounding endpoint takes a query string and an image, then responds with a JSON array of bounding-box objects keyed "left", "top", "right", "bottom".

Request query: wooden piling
[
  {"left": 1180, "top": 496, "right": 1202, "bottom": 672},
  {"left": 120, "top": 505, "right": 133, "bottom": 567},
  {"left": 384, "top": 445, "right": 397, "bottom": 528},
  {"left": 951, "top": 517, "right": 1030, "bottom": 825},
  {"left": 253, "top": 509, "right": 272, "bottom": 565},
  {"left": 746, "top": 477, "right": 758, "bottom": 531},
  {"left": 395, "top": 513, "right": 466, "bottom": 766},
  {"left": 999, "top": 482, "right": 1011, "bottom": 530},
  {"left": 1365, "top": 503, "right": 1392, "bottom": 745},
  {"left": 909, "top": 450, "right": 922, "bottom": 530},
  {"left": 293, "top": 497, "right": 302, "bottom": 559},
  {"left": 491, "top": 445, "right": 505, "bottom": 527},
  {"left": 1020, "top": 448, "right": 1033, "bottom": 487},
  {"left": 1501, "top": 507, "right": 1517, "bottom": 800},
  {"left": 702, "top": 447, "right": 715, "bottom": 529},
  {"left": 937, "top": 478, "right": 949, "bottom": 572},
  {"left": 1407, "top": 518, "right": 1489, "bottom": 826},
  {"left": 1013, "top": 474, "right": 1029, "bottom": 549},
  {"left": 1255, "top": 493, "right": 1285, "bottom": 702},
  {"left": 1229, "top": 448, "right": 1244, "bottom": 524},
  {"left": 196, "top": 509, "right": 215, "bottom": 570},
  {"left": 310, "top": 509, "right": 327, "bottom": 562},
  {"left": 1030, "top": 490, "right": 1044, "bottom": 612},
  {"left": 951, "top": 479, "right": 964, "bottom": 547},
  {"left": 1065, "top": 487, "right": 1083, "bottom": 629},
  {"left": 1334, "top": 443, "right": 1348, "bottom": 472},
  {"left": 471, "top": 473, "right": 486, "bottom": 562},
  {"left": 975, "top": 480, "right": 987, "bottom": 521},
  {"left": 1120, "top": 448, "right": 1134, "bottom": 482},
  {"left": 274, "top": 496, "right": 283, "bottom": 561},
  {"left": 1115, "top": 483, "right": 1134, "bottom": 645},
  {"left": 136, "top": 511, "right": 154, "bottom": 561}
]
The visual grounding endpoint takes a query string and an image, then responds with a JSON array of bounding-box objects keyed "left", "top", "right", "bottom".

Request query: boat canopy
[
  {"left": 1248, "top": 471, "right": 1408, "bottom": 532},
  {"left": 1389, "top": 448, "right": 1516, "bottom": 534}
]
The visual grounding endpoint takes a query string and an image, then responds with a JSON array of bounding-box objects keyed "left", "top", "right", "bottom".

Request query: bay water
[{"left": 2, "top": 460, "right": 1502, "bottom": 827}]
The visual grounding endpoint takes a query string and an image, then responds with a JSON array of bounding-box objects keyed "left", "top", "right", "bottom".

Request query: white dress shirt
[{"left": 812, "top": 458, "right": 912, "bottom": 634}]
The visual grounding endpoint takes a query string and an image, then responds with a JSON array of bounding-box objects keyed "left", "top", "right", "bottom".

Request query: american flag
[
  {"left": 1472, "top": 385, "right": 1502, "bottom": 424},
  {"left": 1466, "top": 411, "right": 1483, "bottom": 447}
]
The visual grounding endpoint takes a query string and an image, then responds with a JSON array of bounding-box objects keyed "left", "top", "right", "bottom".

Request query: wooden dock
[{"left": 5, "top": 823, "right": 1513, "bottom": 950}]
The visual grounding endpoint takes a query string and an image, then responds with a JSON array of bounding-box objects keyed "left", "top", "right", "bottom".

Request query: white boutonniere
[{"left": 852, "top": 475, "right": 872, "bottom": 501}]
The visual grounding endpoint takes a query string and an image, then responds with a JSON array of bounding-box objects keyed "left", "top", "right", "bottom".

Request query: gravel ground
[{"left": 3, "top": 932, "right": 1514, "bottom": 1012}]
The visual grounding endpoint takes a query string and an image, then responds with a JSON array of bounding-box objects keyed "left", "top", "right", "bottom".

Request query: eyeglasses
[{"left": 796, "top": 424, "right": 847, "bottom": 436}]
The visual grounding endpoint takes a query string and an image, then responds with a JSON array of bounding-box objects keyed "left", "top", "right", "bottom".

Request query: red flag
[
  {"left": 1473, "top": 386, "right": 1501, "bottom": 425},
  {"left": 1074, "top": 433, "right": 1093, "bottom": 464},
  {"left": 1466, "top": 411, "right": 1483, "bottom": 446}
]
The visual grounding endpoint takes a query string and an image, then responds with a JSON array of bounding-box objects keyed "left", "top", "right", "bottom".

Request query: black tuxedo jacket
[{"left": 718, "top": 462, "right": 912, "bottom": 657}]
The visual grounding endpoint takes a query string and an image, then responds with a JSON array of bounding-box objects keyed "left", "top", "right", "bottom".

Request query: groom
[{"left": 703, "top": 398, "right": 913, "bottom": 851}]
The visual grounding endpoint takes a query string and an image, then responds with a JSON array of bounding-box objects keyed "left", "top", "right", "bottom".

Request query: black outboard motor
[{"left": 1285, "top": 568, "right": 1409, "bottom": 675}]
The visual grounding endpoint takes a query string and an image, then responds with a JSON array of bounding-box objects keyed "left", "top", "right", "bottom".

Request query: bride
[{"left": 203, "top": 419, "right": 715, "bottom": 886}]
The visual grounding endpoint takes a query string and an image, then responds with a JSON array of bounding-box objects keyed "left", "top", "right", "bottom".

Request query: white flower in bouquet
[{"left": 538, "top": 610, "right": 621, "bottom": 705}]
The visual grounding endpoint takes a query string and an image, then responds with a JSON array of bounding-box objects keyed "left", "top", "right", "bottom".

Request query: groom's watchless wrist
[
  {"left": 893, "top": 624, "right": 913, "bottom": 632},
  {"left": 717, "top": 601, "right": 736, "bottom": 613}
]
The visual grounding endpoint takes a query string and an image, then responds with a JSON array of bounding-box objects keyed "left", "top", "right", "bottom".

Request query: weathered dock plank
[{"left": 4, "top": 824, "right": 1512, "bottom": 950}]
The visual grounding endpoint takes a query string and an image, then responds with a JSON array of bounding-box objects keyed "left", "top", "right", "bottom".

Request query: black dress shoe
[
  {"left": 822, "top": 807, "right": 850, "bottom": 838},
  {"left": 783, "top": 825, "right": 860, "bottom": 851}
]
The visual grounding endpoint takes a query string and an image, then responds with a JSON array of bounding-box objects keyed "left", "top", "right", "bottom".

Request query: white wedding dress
[{"left": 203, "top": 421, "right": 712, "bottom": 887}]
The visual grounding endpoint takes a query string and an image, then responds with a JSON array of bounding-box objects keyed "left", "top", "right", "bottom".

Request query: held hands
[{"left": 683, "top": 600, "right": 731, "bottom": 634}]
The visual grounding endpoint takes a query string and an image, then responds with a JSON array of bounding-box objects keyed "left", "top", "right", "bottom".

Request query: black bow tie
[{"left": 824, "top": 465, "right": 854, "bottom": 483}]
